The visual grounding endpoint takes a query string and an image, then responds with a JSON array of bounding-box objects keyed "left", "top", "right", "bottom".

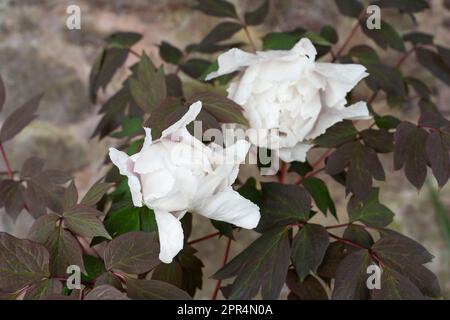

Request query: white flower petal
[
  {"left": 305, "top": 101, "right": 370, "bottom": 140},
  {"left": 141, "top": 169, "right": 175, "bottom": 203},
  {"left": 315, "top": 63, "right": 368, "bottom": 107},
  {"left": 162, "top": 101, "right": 202, "bottom": 138},
  {"left": 279, "top": 142, "right": 313, "bottom": 163},
  {"left": 154, "top": 210, "right": 184, "bottom": 264},
  {"left": 134, "top": 144, "right": 167, "bottom": 174},
  {"left": 205, "top": 48, "right": 258, "bottom": 81},
  {"left": 108, "top": 148, "right": 143, "bottom": 207},
  {"left": 290, "top": 38, "right": 317, "bottom": 60},
  {"left": 141, "top": 127, "right": 153, "bottom": 151},
  {"left": 195, "top": 188, "right": 260, "bottom": 229}
]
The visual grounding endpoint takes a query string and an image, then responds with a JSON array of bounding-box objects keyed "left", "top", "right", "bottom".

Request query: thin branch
[
  {"left": 243, "top": 25, "right": 257, "bottom": 53},
  {"left": 0, "top": 143, "right": 13, "bottom": 179},
  {"left": 278, "top": 161, "right": 287, "bottom": 184},
  {"left": 187, "top": 231, "right": 221, "bottom": 245},
  {"left": 296, "top": 149, "right": 333, "bottom": 185},
  {"left": 332, "top": 11, "right": 367, "bottom": 62},
  {"left": 212, "top": 237, "right": 232, "bottom": 300},
  {"left": 128, "top": 48, "right": 141, "bottom": 59}
]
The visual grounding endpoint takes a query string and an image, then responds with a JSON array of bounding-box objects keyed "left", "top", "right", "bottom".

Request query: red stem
[
  {"left": 333, "top": 11, "right": 367, "bottom": 61},
  {"left": 278, "top": 161, "right": 287, "bottom": 184},
  {"left": 187, "top": 231, "right": 221, "bottom": 245},
  {"left": 128, "top": 48, "right": 141, "bottom": 59},
  {"left": 211, "top": 237, "right": 232, "bottom": 300},
  {"left": 0, "top": 143, "right": 13, "bottom": 179}
]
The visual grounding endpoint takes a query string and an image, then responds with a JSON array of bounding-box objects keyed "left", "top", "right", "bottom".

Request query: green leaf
[
  {"left": 394, "top": 122, "right": 429, "bottom": 189},
  {"left": 288, "top": 161, "right": 313, "bottom": 177},
  {"left": 89, "top": 48, "right": 129, "bottom": 102},
  {"left": 187, "top": 92, "right": 248, "bottom": 126},
  {"left": 126, "top": 279, "right": 191, "bottom": 300},
  {"left": 104, "top": 231, "right": 160, "bottom": 274},
  {"left": 105, "top": 32, "right": 142, "bottom": 49},
  {"left": 343, "top": 225, "right": 374, "bottom": 249},
  {"left": 178, "top": 247, "right": 204, "bottom": 297},
  {"left": 303, "top": 178, "right": 337, "bottom": 218},
  {"left": 332, "top": 250, "right": 371, "bottom": 300},
  {"left": 145, "top": 97, "right": 187, "bottom": 140},
  {"left": 44, "top": 228, "right": 85, "bottom": 276},
  {"left": 373, "top": 0, "right": 430, "bottom": 13},
  {"left": 0, "top": 94, "right": 42, "bottom": 142},
  {"left": 193, "top": 0, "right": 238, "bottom": 18},
  {"left": 360, "top": 129, "right": 394, "bottom": 153},
  {"left": 320, "top": 25, "right": 339, "bottom": 44},
  {"left": 361, "top": 20, "right": 406, "bottom": 52},
  {"left": 23, "top": 279, "right": 62, "bottom": 300},
  {"left": 334, "top": 0, "right": 363, "bottom": 18},
  {"left": 200, "top": 22, "right": 242, "bottom": 44},
  {"left": 63, "top": 205, "right": 111, "bottom": 239},
  {"left": 428, "top": 183, "right": 450, "bottom": 251},
  {"left": 0, "top": 233, "right": 50, "bottom": 293},
  {"left": 28, "top": 213, "right": 61, "bottom": 243},
  {"left": 374, "top": 114, "right": 401, "bottom": 129},
  {"left": 302, "top": 31, "right": 332, "bottom": 47},
  {"left": 286, "top": 270, "right": 328, "bottom": 300},
  {"left": 63, "top": 181, "right": 78, "bottom": 211},
  {"left": 237, "top": 178, "right": 262, "bottom": 205},
  {"left": 102, "top": 200, "right": 157, "bottom": 240},
  {"left": 348, "top": 188, "right": 394, "bottom": 227},
  {"left": 326, "top": 141, "right": 385, "bottom": 200},
  {"left": 405, "top": 77, "right": 431, "bottom": 98},
  {"left": 314, "top": 120, "right": 358, "bottom": 148},
  {"left": 262, "top": 29, "right": 304, "bottom": 50},
  {"left": 85, "top": 285, "right": 130, "bottom": 300},
  {"left": 317, "top": 242, "right": 347, "bottom": 279},
  {"left": 151, "top": 261, "right": 184, "bottom": 289},
  {"left": 244, "top": 0, "right": 269, "bottom": 26},
  {"left": 291, "top": 224, "right": 330, "bottom": 280},
  {"left": 416, "top": 47, "right": 450, "bottom": 86},
  {"left": 372, "top": 229, "right": 440, "bottom": 297},
  {"left": 403, "top": 32, "right": 433, "bottom": 46},
  {"left": 159, "top": 41, "right": 183, "bottom": 65},
  {"left": 180, "top": 59, "right": 211, "bottom": 79},
  {"left": 165, "top": 73, "right": 184, "bottom": 98},
  {"left": 426, "top": 131, "right": 450, "bottom": 187},
  {"left": 258, "top": 183, "right": 311, "bottom": 231},
  {"left": 111, "top": 117, "right": 142, "bottom": 139},
  {"left": 129, "top": 53, "right": 167, "bottom": 113},
  {"left": 211, "top": 219, "right": 234, "bottom": 239},
  {"left": 81, "top": 181, "right": 114, "bottom": 207},
  {"left": 372, "top": 268, "right": 424, "bottom": 300},
  {"left": 214, "top": 227, "right": 291, "bottom": 300},
  {"left": 82, "top": 255, "right": 105, "bottom": 283}
]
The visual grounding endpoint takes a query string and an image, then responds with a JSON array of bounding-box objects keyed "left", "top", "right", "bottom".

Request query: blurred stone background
[{"left": 0, "top": 0, "right": 449, "bottom": 298}]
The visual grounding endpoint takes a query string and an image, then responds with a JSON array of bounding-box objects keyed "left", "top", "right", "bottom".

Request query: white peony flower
[
  {"left": 206, "top": 38, "right": 371, "bottom": 162},
  {"left": 109, "top": 101, "right": 260, "bottom": 263}
]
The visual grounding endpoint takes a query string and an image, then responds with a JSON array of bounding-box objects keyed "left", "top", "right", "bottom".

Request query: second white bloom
[{"left": 206, "top": 38, "right": 371, "bottom": 162}]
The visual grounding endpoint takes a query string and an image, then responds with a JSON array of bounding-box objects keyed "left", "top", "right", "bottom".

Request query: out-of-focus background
[{"left": 0, "top": 0, "right": 449, "bottom": 298}]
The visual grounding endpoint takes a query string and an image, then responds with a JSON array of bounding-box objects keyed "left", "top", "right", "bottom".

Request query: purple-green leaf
[
  {"left": 0, "top": 233, "right": 50, "bottom": 293},
  {"left": 104, "top": 231, "right": 160, "bottom": 274},
  {"left": 0, "top": 94, "right": 42, "bottom": 142}
]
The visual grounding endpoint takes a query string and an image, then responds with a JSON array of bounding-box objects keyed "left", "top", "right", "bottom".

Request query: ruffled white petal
[
  {"left": 108, "top": 148, "right": 143, "bottom": 207},
  {"left": 305, "top": 101, "right": 370, "bottom": 140},
  {"left": 154, "top": 210, "right": 184, "bottom": 264},
  {"left": 315, "top": 63, "right": 368, "bottom": 107},
  {"left": 278, "top": 143, "right": 313, "bottom": 163},
  {"left": 205, "top": 48, "right": 258, "bottom": 81},
  {"left": 162, "top": 101, "right": 202, "bottom": 138},
  {"left": 195, "top": 187, "right": 260, "bottom": 229},
  {"left": 141, "top": 127, "right": 153, "bottom": 151}
]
